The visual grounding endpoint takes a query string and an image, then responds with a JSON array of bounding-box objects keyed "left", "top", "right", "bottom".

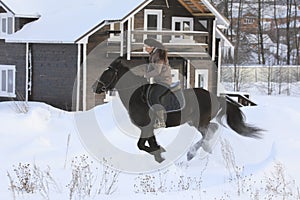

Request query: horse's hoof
[
  {"left": 187, "top": 152, "right": 195, "bottom": 161},
  {"left": 154, "top": 154, "right": 165, "bottom": 163},
  {"left": 159, "top": 146, "right": 166, "bottom": 153},
  {"left": 201, "top": 141, "right": 213, "bottom": 154},
  {"left": 201, "top": 145, "right": 212, "bottom": 154}
]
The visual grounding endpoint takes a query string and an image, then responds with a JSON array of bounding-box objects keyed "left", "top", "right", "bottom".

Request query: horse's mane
[{"left": 114, "top": 55, "right": 148, "bottom": 78}]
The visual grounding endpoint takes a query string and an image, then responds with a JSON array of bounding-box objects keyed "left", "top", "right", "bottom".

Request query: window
[
  {"left": 195, "top": 69, "right": 208, "bottom": 89},
  {"left": 0, "top": 65, "right": 16, "bottom": 97},
  {"left": 144, "top": 9, "right": 162, "bottom": 41},
  {"left": 171, "top": 69, "right": 179, "bottom": 83},
  {"left": 0, "top": 13, "right": 14, "bottom": 35},
  {"left": 171, "top": 17, "right": 194, "bottom": 41},
  {"left": 244, "top": 18, "right": 255, "bottom": 24}
]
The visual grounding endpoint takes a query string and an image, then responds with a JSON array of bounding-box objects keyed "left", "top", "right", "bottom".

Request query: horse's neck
[{"left": 116, "top": 69, "right": 147, "bottom": 110}]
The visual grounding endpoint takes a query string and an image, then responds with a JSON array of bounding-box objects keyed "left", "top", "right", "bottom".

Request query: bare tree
[
  {"left": 257, "top": 0, "right": 266, "bottom": 65},
  {"left": 293, "top": 0, "right": 300, "bottom": 75},
  {"left": 233, "top": 0, "right": 244, "bottom": 91},
  {"left": 273, "top": 0, "right": 280, "bottom": 65},
  {"left": 286, "top": 0, "right": 293, "bottom": 65}
]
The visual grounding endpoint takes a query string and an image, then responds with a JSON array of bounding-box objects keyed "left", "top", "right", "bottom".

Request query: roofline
[
  {"left": 1, "top": 0, "right": 41, "bottom": 18},
  {"left": 15, "top": 14, "right": 41, "bottom": 18},
  {"left": 5, "top": 20, "right": 114, "bottom": 44},
  {"left": 0, "top": 0, "right": 15, "bottom": 14},
  {"left": 5, "top": 39, "right": 75, "bottom": 44},
  {"left": 121, "top": 0, "right": 153, "bottom": 22},
  {"left": 216, "top": 28, "right": 234, "bottom": 48},
  {"left": 75, "top": 20, "right": 114, "bottom": 43},
  {"left": 201, "top": 0, "right": 230, "bottom": 27}
]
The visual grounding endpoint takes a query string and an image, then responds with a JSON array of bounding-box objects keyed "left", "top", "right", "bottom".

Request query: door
[{"left": 144, "top": 9, "right": 162, "bottom": 41}]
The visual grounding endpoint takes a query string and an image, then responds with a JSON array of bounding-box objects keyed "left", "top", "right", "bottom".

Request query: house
[{"left": 0, "top": 0, "right": 232, "bottom": 111}]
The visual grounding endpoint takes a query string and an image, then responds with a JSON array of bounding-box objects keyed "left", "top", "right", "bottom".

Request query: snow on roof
[
  {"left": 3, "top": 0, "right": 146, "bottom": 43},
  {"left": 0, "top": 0, "right": 41, "bottom": 17}
]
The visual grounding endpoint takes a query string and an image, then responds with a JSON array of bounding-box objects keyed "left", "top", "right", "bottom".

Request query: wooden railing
[
  {"left": 221, "top": 92, "right": 257, "bottom": 107},
  {"left": 105, "top": 29, "right": 211, "bottom": 58}
]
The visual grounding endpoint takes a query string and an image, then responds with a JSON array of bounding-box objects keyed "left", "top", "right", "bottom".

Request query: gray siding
[
  {"left": 0, "top": 40, "right": 26, "bottom": 101},
  {"left": 30, "top": 44, "right": 78, "bottom": 110}
]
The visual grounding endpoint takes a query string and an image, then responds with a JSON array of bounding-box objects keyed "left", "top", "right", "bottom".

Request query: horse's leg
[
  {"left": 187, "top": 126, "right": 208, "bottom": 161},
  {"left": 148, "top": 136, "right": 166, "bottom": 152},
  {"left": 147, "top": 136, "right": 165, "bottom": 163},
  {"left": 200, "top": 122, "right": 219, "bottom": 153},
  {"left": 137, "top": 137, "right": 151, "bottom": 152},
  {"left": 137, "top": 128, "right": 165, "bottom": 163},
  {"left": 187, "top": 122, "right": 219, "bottom": 161}
]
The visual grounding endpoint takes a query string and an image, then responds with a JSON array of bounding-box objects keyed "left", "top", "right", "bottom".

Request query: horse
[{"left": 92, "top": 56, "right": 263, "bottom": 163}]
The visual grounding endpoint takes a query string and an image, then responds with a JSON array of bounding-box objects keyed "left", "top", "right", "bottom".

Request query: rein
[
  {"left": 98, "top": 66, "right": 118, "bottom": 92},
  {"left": 100, "top": 65, "right": 147, "bottom": 92}
]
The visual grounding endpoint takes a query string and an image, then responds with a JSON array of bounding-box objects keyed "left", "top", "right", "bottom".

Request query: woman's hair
[
  {"left": 156, "top": 48, "right": 168, "bottom": 64},
  {"left": 144, "top": 38, "right": 168, "bottom": 64}
]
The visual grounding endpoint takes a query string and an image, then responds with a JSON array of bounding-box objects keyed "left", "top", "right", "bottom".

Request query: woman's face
[{"left": 145, "top": 45, "right": 154, "bottom": 54}]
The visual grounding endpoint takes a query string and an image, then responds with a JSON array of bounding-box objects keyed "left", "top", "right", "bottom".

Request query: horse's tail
[{"left": 216, "top": 97, "right": 263, "bottom": 138}]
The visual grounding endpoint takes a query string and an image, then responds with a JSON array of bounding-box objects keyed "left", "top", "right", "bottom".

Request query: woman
[{"left": 144, "top": 38, "right": 172, "bottom": 128}]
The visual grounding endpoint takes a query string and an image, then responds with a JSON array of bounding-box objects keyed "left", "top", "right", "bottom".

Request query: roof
[
  {"left": 2, "top": 0, "right": 229, "bottom": 44},
  {"left": 0, "top": 0, "right": 41, "bottom": 17},
  {"left": 2, "top": 0, "right": 145, "bottom": 43},
  {"left": 177, "top": 0, "right": 229, "bottom": 27}
]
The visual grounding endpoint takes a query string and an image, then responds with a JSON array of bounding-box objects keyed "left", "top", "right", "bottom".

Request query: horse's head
[{"left": 92, "top": 57, "right": 127, "bottom": 94}]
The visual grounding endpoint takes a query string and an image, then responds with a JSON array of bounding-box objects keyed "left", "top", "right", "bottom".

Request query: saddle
[{"left": 146, "top": 81, "right": 185, "bottom": 113}]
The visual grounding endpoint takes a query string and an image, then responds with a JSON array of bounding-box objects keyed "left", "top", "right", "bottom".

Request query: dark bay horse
[{"left": 92, "top": 56, "right": 262, "bottom": 162}]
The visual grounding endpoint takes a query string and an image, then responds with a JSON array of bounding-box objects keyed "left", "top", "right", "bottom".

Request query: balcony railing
[{"left": 116, "top": 29, "right": 211, "bottom": 59}]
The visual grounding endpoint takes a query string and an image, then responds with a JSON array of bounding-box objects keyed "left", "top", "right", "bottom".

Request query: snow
[
  {"left": 230, "top": 3, "right": 300, "bottom": 19},
  {"left": 0, "top": 88, "right": 300, "bottom": 199},
  {"left": 2, "top": 0, "right": 145, "bottom": 43}
]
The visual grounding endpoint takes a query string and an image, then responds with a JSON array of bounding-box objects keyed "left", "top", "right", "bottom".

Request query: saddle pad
[
  {"left": 161, "top": 89, "right": 185, "bottom": 112},
  {"left": 147, "top": 85, "right": 185, "bottom": 113}
]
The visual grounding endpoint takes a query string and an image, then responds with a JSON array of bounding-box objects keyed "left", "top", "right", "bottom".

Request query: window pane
[
  {"left": 147, "top": 15, "right": 157, "bottom": 30},
  {"left": 198, "top": 74, "right": 204, "bottom": 88},
  {"left": 175, "top": 22, "right": 181, "bottom": 31},
  {"left": 7, "top": 17, "right": 13, "bottom": 34},
  {"left": 2, "top": 18, "right": 6, "bottom": 33},
  {"left": 7, "top": 69, "right": 13, "bottom": 93},
  {"left": 183, "top": 21, "right": 191, "bottom": 31},
  {"left": 1, "top": 70, "right": 6, "bottom": 91}
]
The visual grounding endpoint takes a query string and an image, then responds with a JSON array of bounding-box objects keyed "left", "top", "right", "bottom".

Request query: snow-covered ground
[{"left": 1, "top": 85, "right": 300, "bottom": 199}]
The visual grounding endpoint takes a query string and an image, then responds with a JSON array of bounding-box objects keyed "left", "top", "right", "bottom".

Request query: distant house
[
  {"left": 0, "top": 0, "right": 232, "bottom": 111},
  {"left": 229, "top": 3, "right": 300, "bottom": 33}
]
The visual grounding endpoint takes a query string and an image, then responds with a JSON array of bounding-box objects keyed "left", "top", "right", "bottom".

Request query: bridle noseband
[{"left": 97, "top": 66, "right": 118, "bottom": 92}]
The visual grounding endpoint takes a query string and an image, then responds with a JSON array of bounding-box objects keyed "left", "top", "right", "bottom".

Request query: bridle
[
  {"left": 97, "top": 66, "right": 118, "bottom": 92},
  {"left": 96, "top": 64, "right": 148, "bottom": 92}
]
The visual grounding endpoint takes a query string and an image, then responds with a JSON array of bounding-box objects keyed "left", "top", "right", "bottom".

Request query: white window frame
[
  {"left": 0, "top": 65, "right": 16, "bottom": 97},
  {"left": 195, "top": 69, "right": 208, "bottom": 90},
  {"left": 144, "top": 9, "right": 163, "bottom": 42},
  {"left": 171, "top": 17, "right": 194, "bottom": 42},
  {"left": 171, "top": 69, "right": 179, "bottom": 83},
  {"left": 0, "top": 13, "right": 14, "bottom": 36},
  {"left": 244, "top": 18, "right": 254, "bottom": 25}
]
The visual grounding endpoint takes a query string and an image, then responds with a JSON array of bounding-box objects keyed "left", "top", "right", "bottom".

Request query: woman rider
[{"left": 144, "top": 38, "right": 172, "bottom": 128}]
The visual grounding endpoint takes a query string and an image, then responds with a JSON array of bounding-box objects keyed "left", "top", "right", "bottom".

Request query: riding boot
[{"left": 154, "top": 109, "right": 166, "bottom": 129}]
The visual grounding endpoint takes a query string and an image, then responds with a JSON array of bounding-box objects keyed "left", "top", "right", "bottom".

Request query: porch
[{"left": 105, "top": 29, "right": 211, "bottom": 59}]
